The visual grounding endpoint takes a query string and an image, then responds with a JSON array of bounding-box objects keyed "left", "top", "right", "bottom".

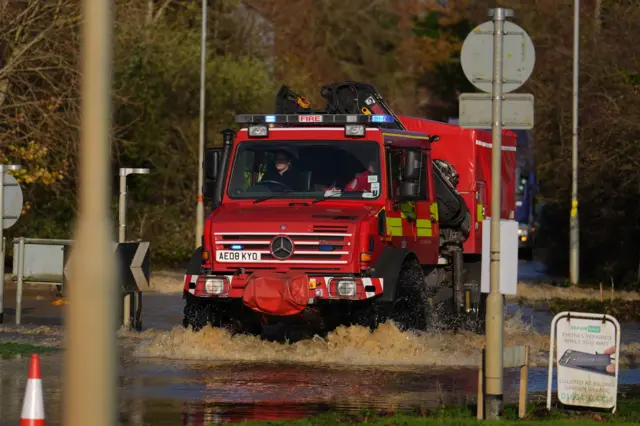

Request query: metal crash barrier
[{"left": 10, "top": 237, "right": 150, "bottom": 329}]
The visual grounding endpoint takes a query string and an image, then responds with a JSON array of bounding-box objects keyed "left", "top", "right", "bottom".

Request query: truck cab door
[{"left": 385, "top": 147, "right": 438, "bottom": 265}]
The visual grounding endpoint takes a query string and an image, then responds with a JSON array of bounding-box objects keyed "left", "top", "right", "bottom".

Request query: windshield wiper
[
  {"left": 253, "top": 190, "right": 296, "bottom": 204},
  {"left": 311, "top": 190, "right": 366, "bottom": 204}
]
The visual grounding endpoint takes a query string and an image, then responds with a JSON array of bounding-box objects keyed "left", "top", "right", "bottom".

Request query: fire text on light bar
[{"left": 298, "top": 115, "right": 323, "bottom": 123}]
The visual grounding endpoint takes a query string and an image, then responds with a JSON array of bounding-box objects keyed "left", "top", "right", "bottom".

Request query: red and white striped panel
[{"left": 184, "top": 274, "right": 384, "bottom": 300}]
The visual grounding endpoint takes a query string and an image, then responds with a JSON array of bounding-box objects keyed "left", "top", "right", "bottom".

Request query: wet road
[{"left": 0, "top": 262, "right": 639, "bottom": 425}]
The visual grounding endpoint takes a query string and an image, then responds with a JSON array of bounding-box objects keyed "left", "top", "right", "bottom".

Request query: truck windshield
[{"left": 226, "top": 140, "right": 382, "bottom": 200}]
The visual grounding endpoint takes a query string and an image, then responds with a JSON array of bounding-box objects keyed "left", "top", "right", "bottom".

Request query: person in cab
[
  {"left": 260, "top": 150, "right": 305, "bottom": 191},
  {"left": 344, "top": 151, "right": 378, "bottom": 193}
]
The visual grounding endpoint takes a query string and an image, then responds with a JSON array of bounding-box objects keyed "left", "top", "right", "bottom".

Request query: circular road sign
[
  {"left": 461, "top": 20, "right": 535, "bottom": 94},
  {"left": 2, "top": 172, "right": 24, "bottom": 229}
]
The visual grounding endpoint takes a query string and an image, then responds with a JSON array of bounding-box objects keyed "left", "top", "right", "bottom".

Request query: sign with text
[{"left": 547, "top": 312, "right": 621, "bottom": 412}]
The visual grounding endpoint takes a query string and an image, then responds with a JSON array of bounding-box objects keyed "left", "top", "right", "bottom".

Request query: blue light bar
[
  {"left": 235, "top": 114, "right": 396, "bottom": 126},
  {"left": 230, "top": 245, "right": 243, "bottom": 250},
  {"left": 371, "top": 114, "right": 395, "bottom": 123}
]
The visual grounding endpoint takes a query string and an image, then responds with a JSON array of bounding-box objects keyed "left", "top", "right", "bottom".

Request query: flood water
[{"left": 1, "top": 261, "right": 640, "bottom": 425}]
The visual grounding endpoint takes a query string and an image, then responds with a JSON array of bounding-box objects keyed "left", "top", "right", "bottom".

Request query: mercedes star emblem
[{"left": 270, "top": 236, "right": 294, "bottom": 259}]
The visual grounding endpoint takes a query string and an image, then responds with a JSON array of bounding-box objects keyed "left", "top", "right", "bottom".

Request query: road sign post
[
  {"left": 118, "top": 167, "right": 150, "bottom": 329},
  {"left": 0, "top": 164, "right": 23, "bottom": 324},
  {"left": 486, "top": 8, "right": 508, "bottom": 419},
  {"left": 460, "top": 7, "right": 536, "bottom": 420}
]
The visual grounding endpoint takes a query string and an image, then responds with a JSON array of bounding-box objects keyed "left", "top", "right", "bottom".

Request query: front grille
[{"left": 213, "top": 231, "right": 352, "bottom": 265}]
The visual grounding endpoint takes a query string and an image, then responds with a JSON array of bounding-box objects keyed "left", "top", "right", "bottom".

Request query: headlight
[
  {"left": 336, "top": 280, "right": 357, "bottom": 297},
  {"left": 205, "top": 278, "right": 226, "bottom": 295},
  {"left": 518, "top": 227, "right": 528, "bottom": 237}
]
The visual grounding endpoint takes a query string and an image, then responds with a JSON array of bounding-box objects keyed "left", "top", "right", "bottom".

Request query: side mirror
[
  {"left": 398, "top": 181, "right": 420, "bottom": 201},
  {"left": 203, "top": 147, "right": 222, "bottom": 202},
  {"left": 402, "top": 149, "right": 421, "bottom": 181},
  {"left": 204, "top": 148, "right": 221, "bottom": 181},
  {"left": 429, "top": 135, "right": 440, "bottom": 143}
]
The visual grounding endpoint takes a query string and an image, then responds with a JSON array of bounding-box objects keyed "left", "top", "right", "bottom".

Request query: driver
[{"left": 260, "top": 150, "right": 305, "bottom": 190}]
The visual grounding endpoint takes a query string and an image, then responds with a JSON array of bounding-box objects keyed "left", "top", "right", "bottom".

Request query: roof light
[
  {"left": 371, "top": 114, "right": 394, "bottom": 123},
  {"left": 248, "top": 124, "right": 268, "bottom": 138},
  {"left": 345, "top": 124, "right": 366, "bottom": 138}
]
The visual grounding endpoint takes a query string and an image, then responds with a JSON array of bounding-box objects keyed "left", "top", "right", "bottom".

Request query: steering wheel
[{"left": 256, "top": 179, "right": 294, "bottom": 191}]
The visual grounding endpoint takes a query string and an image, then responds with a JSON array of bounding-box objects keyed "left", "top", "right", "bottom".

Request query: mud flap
[{"left": 242, "top": 271, "right": 310, "bottom": 316}]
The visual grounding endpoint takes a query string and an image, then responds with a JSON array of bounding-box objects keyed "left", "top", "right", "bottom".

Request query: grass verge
[
  {"left": 0, "top": 342, "right": 59, "bottom": 356},
  {"left": 226, "top": 399, "right": 640, "bottom": 426}
]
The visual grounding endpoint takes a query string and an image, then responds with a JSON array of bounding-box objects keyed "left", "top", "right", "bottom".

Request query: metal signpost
[
  {"left": 0, "top": 164, "right": 23, "bottom": 323},
  {"left": 459, "top": 8, "right": 536, "bottom": 419},
  {"left": 570, "top": 0, "right": 580, "bottom": 285},
  {"left": 119, "top": 167, "right": 150, "bottom": 329}
]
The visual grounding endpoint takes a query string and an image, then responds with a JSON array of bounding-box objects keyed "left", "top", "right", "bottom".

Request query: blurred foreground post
[{"left": 63, "top": 0, "right": 117, "bottom": 425}]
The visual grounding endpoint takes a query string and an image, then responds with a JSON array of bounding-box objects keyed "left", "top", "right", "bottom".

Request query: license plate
[{"left": 216, "top": 250, "right": 261, "bottom": 263}]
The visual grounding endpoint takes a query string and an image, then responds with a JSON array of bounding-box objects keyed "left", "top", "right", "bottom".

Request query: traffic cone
[{"left": 20, "top": 354, "right": 45, "bottom": 426}]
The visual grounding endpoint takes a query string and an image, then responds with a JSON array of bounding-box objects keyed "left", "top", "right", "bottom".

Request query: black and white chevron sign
[{"left": 63, "top": 241, "right": 150, "bottom": 293}]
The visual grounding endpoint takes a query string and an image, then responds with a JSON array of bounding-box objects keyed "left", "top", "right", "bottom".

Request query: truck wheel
[
  {"left": 387, "top": 257, "right": 429, "bottom": 332},
  {"left": 183, "top": 298, "right": 211, "bottom": 332}
]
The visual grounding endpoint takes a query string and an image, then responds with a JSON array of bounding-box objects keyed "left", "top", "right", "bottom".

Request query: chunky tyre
[
  {"left": 183, "top": 298, "right": 212, "bottom": 332},
  {"left": 386, "top": 256, "right": 429, "bottom": 331}
]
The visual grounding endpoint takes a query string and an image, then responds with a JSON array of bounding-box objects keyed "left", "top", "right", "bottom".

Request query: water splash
[{"left": 131, "top": 311, "right": 560, "bottom": 368}]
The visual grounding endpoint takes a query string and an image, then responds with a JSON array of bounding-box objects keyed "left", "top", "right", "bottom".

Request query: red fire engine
[{"left": 182, "top": 82, "right": 516, "bottom": 335}]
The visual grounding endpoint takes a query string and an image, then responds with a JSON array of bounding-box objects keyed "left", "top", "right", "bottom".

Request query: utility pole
[
  {"left": 64, "top": 0, "right": 117, "bottom": 425},
  {"left": 570, "top": 0, "right": 580, "bottom": 285},
  {"left": 485, "top": 7, "right": 510, "bottom": 420},
  {"left": 195, "top": 0, "right": 207, "bottom": 248}
]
